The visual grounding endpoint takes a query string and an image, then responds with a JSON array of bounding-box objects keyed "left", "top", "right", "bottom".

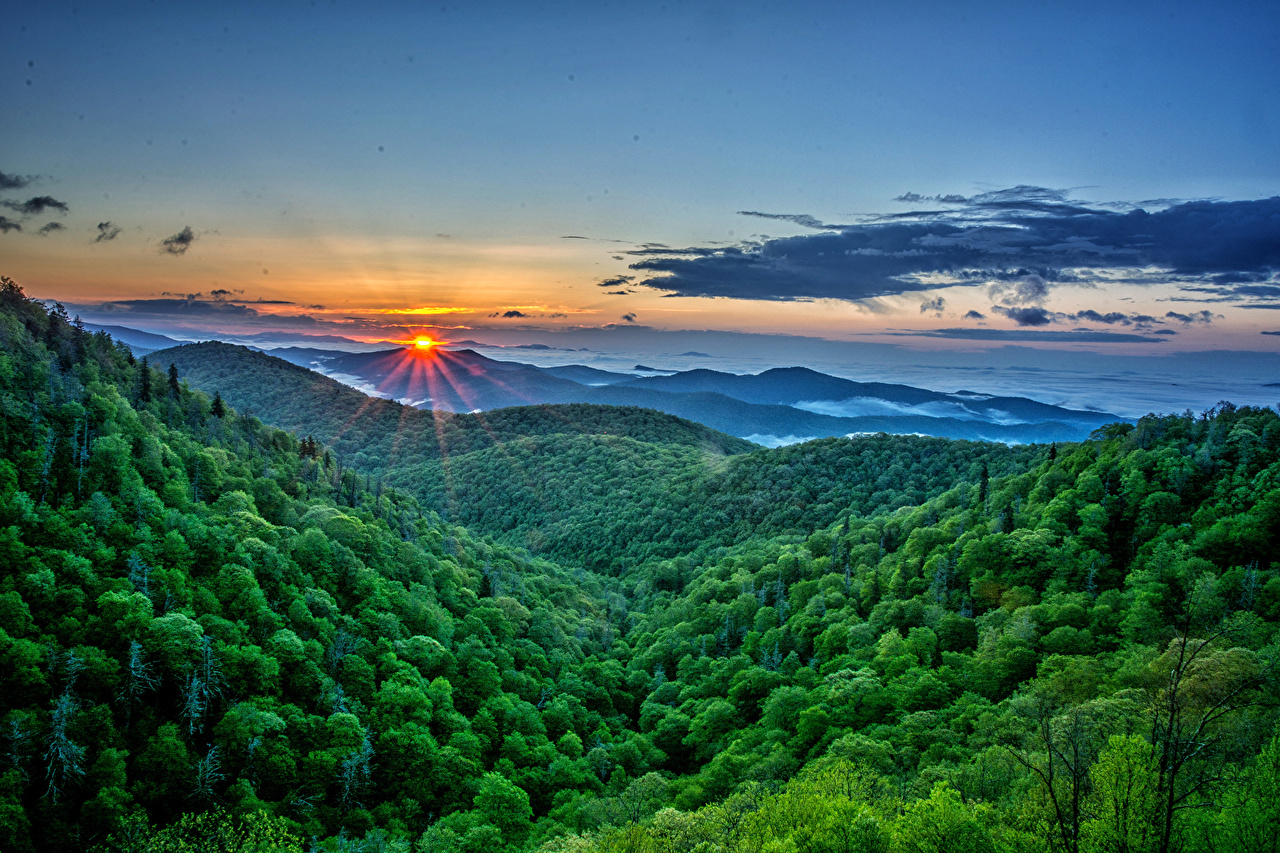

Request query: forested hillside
[
  {"left": 0, "top": 281, "right": 628, "bottom": 850},
  {"left": 157, "top": 341, "right": 1111, "bottom": 453},
  {"left": 151, "top": 342, "right": 753, "bottom": 463},
  {"left": 404, "top": 433, "right": 1040, "bottom": 571},
  {"left": 153, "top": 342, "right": 1041, "bottom": 571},
  {"left": 2, "top": 276, "right": 1278, "bottom": 853}
]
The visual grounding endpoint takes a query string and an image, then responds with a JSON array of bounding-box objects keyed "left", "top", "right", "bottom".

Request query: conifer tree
[{"left": 139, "top": 357, "right": 152, "bottom": 402}]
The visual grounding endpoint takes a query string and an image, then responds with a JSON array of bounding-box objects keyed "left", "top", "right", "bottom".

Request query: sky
[{"left": 3, "top": 0, "right": 1280, "bottom": 406}]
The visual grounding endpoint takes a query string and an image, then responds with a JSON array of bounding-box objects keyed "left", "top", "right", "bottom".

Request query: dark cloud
[
  {"left": 621, "top": 313, "right": 637, "bottom": 323},
  {"left": 155, "top": 290, "right": 290, "bottom": 305},
  {"left": 547, "top": 312, "right": 568, "bottom": 319},
  {"left": 737, "top": 211, "right": 834, "bottom": 230},
  {"left": 626, "top": 189, "right": 1280, "bottom": 304},
  {"left": 597, "top": 275, "right": 635, "bottom": 288},
  {"left": 0, "top": 216, "right": 21, "bottom": 233},
  {"left": 989, "top": 274, "right": 1051, "bottom": 306},
  {"left": 95, "top": 298, "right": 266, "bottom": 318},
  {"left": 2, "top": 195, "right": 68, "bottom": 216},
  {"left": 895, "top": 191, "right": 970, "bottom": 205},
  {"left": 0, "top": 171, "right": 37, "bottom": 191},
  {"left": 627, "top": 243, "right": 719, "bottom": 257},
  {"left": 562, "top": 235, "right": 634, "bottom": 244},
  {"left": 488, "top": 310, "right": 529, "bottom": 318},
  {"left": 94, "top": 221, "right": 122, "bottom": 243},
  {"left": 1261, "top": 331, "right": 1280, "bottom": 336},
  {"left": 895, "top": 328, "right": 1166, "bottom": 343},
  {"left": 605, "top": 290, "right": 632, "bottom": 295},
  {"left": 1069, "top": 310, "right": 1127, "bottom": 324},
  {"left": 963, "top": 310, "right": 986, "bottom": 320},
  {"left": 160, "top": 226, "right": 196, "bottom": 255},
  {"left": 1168, "top": 278, "right": 1280, "bottom": 305},
  {"left": 920, "top": 296, "right": 946, "bottom": 314},
  {"left": 1164, "top": 310, "right": 1219, "bottom": 324},
  {"left": 36, "top": 222, "right": 64, "bottom": 236},
  {"left": 1231, "top": 284, "right": 1280, "bottom": 300},
  {"left": 1154, "top": 329, "right": 1178, "bottom": 335},
  {"left": 992, "top": 305, "right": 1055, "bottom": 326},
  {"left": 68, "top": 297, "right": 350, "bottom": 336},
  {"left": 1067, "top": 309, "right": 1160, "bottom": 326}
]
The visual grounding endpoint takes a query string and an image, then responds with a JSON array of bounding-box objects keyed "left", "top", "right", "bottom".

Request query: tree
[
  {"left": 1081, "top": 735, "right": 1159, "bottom": 853},
  {"left": 1206, "top": 731, "right": 1280, "bottom": 853},
  {"left": 120, "top": 639, "right": 159, "bottom": 723},
  {"left": 1001, "top": 695, "right": 1108, "bottom": 853},
  {"left": 474, "top": 772, "right": 532, "bottom": 848},
  {"left": 44, "top": 691, "right": 84, "bottom": 803},
  {"left": 139, "top": 357, "right": 152, "bottom": 403},
  {"left": 168, "top": 362, "right": 181, "bottom": 398},
  {"left": 1146, "top": 620, "right": 1268, "bottom": 853},
  {"left": 105, "top": 809, "right": 303, "bottom": 852},
  {"left": 338, "top": 731, "right": 375, "bottom": 809},
  {"left": 211, "top": 391, "right": 225, "bottom": 418},
  {"left": 891, "top": 783, "right": 995, "bottom": 853}
]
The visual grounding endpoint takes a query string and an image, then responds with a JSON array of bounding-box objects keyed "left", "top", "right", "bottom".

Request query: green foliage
[
  {"left": 0, "top": 276, "right": 1277, "bottom": 853},
  {"left": 102, "top": 808, "right": 304, "bottom": 852},
  {"left": 156, "top": 341, "right": 1038, "bottom": 571}
]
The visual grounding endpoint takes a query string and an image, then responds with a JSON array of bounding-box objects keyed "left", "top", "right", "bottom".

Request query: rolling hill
[
  {"left": 5, "top": 283, "right": 1277, "bottom": 852},
  {"left": 153, "top": 342, "right": 1042, "bottom": 568}
]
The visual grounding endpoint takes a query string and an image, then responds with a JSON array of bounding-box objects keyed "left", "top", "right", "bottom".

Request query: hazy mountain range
[
  {"left": 83, "top": 323, "right": 184, "bottom": 354},
  {"left": 152, "top": 340, "right": 1123, "bottom": 444}
]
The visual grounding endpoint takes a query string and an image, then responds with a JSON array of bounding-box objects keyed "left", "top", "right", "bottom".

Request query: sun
[{"left": 414, "top": 338, "right": 436, "bottom": 350}]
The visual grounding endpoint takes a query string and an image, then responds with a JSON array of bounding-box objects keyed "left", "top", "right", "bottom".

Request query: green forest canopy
[
  {"left": 0, "top": 275, "right": 1277, "bottom": 853},
  {"left": 156, "top": 342, "right": 1043, "bottom": 571}
]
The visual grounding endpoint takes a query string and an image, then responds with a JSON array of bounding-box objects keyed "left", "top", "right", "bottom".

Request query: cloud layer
[{"left": 626, "top": 188, "right": 1280, "bottom": 306}]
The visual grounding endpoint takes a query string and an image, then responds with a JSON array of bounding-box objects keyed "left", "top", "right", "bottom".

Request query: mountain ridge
[{"left": 316, "top": 345, "right": 1121, "bottom": 440}]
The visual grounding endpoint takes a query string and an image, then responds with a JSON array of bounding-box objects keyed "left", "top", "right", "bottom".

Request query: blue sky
[{"left": 3, "top": 0, "right": 1279, "bottom": 365}]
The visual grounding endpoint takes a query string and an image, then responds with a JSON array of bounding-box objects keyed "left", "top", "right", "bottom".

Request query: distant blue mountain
[
  {"left": 300, "top": 347, "right": 1123, "bottom": 444},
  {"left": 82, "top": 323, "right": 185, "bottom": 354},
  {"left": 615, "top": 366, "right": 1110, "bottom": 427}
]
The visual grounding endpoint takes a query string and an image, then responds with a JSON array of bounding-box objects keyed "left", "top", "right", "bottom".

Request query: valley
[{"left": 1, "top": 283, "right": 1277, "bottom": 852}]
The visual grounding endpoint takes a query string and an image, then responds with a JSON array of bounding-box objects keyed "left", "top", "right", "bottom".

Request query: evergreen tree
[{"left": 139, "top": 356, "right": 152, "bottom": 402}]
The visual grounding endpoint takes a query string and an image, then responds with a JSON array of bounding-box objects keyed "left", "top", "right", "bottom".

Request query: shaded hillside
[
  {"left": 401, "top": 433, "right": 1043, "bottom": 571},
  {"left": 82, "top": 323, "right": 184, "bottom": 355},
  {"left": 152, "top": 342, "right": 755, "bottom": 465},
  {"left": 0, "top": 281, "right": 628, "bottom": 849},
  {"left": 155, "top": 342, "right": 1041, "bottom": 570},
  {"left": 321, "top": 347, "right": 588, "bottom": 411}
]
